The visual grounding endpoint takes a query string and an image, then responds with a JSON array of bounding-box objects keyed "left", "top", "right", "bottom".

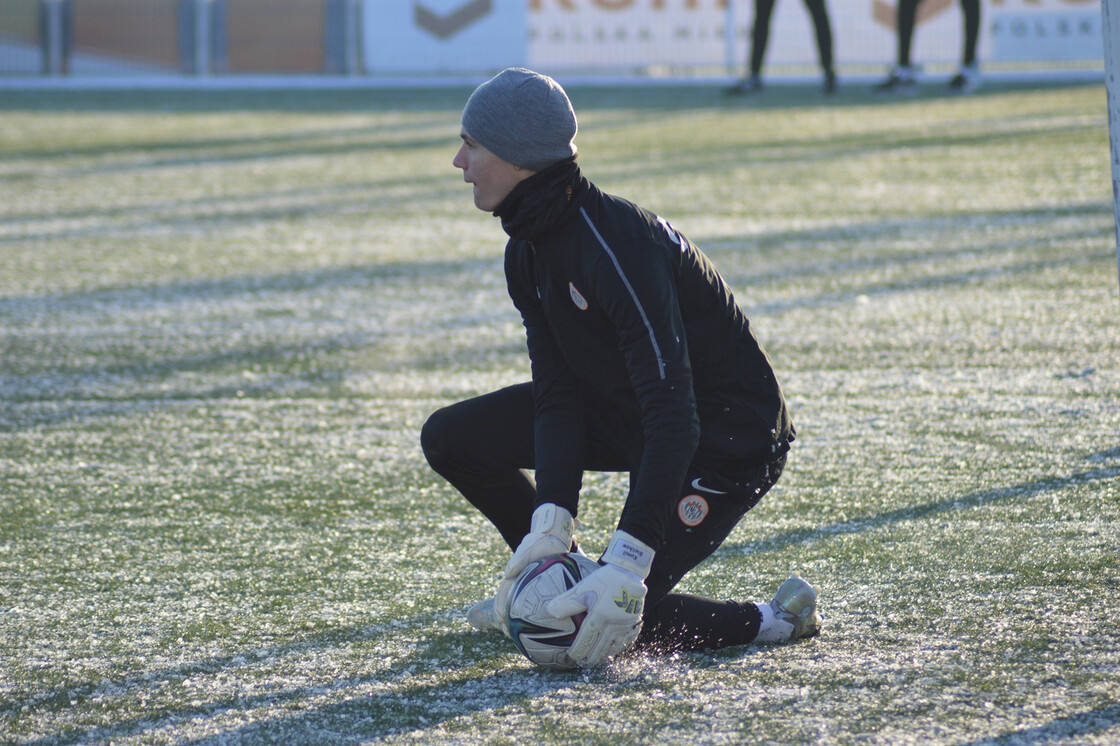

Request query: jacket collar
[{"left": 493, "top": 156, "right": 588, "bottom": 242}]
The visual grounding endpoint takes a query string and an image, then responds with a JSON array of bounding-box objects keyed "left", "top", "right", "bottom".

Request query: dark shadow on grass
[
  {"left": 727, "top": 464, "right": 1120, "bottom": 558},
  {"left": 0, "top": 256, "right": 497, "bottom": 316},
  {"left": 720, "top": 204, "right": 1112, "bottom": 314},
  {"left": 2, "top": 199, "right": 1111, "bottom": 432},
  {"left": 744, "top": 245, "right": 1105, "bottom": 317},
  {"left": 1087, "top": 446, "right": 1120, "bottom": 462},
  {"left": 0, "top": 172, "right": 464, "bottom": 245},
  {"left": 6, "top": 616, "right": 585, "bottom": 746},
  {"left": 0, "top": 130, "right": 459, "bottom": 184},
  {"left": 1, "top": 201, "right": 1105, "bottom": 319},
  {"left": 704, "top": 202, "right": 1112, "bottom": 266},
  {"left": 961, "top": 702, "right": 1120, "bottom": 745},
  {"left": 0, "top": 119, "right": 456, "bottom": 176},
  {"left": 588, "top": 112, "right": 1105, "bottom": 186},
  {"left": 170, "top": 665, "right": 583, "bottom": 745},
  {"left": 0, "top": 256, "right": 510, "bottom": 430}
]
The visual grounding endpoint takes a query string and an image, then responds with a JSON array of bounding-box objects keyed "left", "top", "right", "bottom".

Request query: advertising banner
[
  {"left": 526, "top": 0, "right": 1104, "bottom": 71},
  {"left": 845, "top": 0, "right": 978, "bottom": 67},
  {"left": 360, "top": 0, "right": 1104, "bottom": 76},
  {"left": 528, "top": 0, "right": 730, "bottom": 69},
  {"left": 988, "top": 0, "right": 1103, "bottom": 61},
  {"left": 363, "top": 0, "right": 526, "bottom": 73}
]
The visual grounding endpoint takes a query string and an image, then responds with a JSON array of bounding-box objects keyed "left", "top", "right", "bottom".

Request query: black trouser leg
[
  {"left": 637, "top": 454, "right": 787, "bottom": 652},
  {"left": 423, "top": 384, "right": 789, "bottom": 653},
  {"left": 897, "top": 0, "right": 920, "bottom": 67},
  {"left": 421, "top": 383, "right": 538, "bottom": 550},
  {"left": 421, "top": 382, "right": 631, "bottom": 550},
  {"left": 960, "top": 0, "right": 980, "bottom": 66},
  {"left": 803, "top": 0, "right": 834, "bottom": 74},
  {"left": 749, "top": 0, "right": 776, "bottom": 77},
  {"left": 639, "top": 596, "right": 763, "bottom": 653}
]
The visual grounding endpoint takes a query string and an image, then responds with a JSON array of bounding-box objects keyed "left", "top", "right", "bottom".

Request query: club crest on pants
[{"left": 677, "top": 494, "right": 709, "bottom": 527}]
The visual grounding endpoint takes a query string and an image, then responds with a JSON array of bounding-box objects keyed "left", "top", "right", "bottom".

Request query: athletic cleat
[
  {"left": 822, "top": 71, "right": 837, "bottom": 95},
  {"left": 769, "top": 575, "right": 822, "bottom": 640},
  {"left": 947, "top": 64, "right": 980, "bottom": 94},
  {"left": 466, "top": 596, "right": 507, "bottom": 635},
  {"left": 872, "top": 66, "right": 917, "bottom": 96},
  {"left": 725, "top": 75, "right": 763, "bottom": 96}
]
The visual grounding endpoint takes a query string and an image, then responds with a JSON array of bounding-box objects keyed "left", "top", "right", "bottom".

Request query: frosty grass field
[{"left": 1, "top": 78, "right": 1118, "bottom": 745}]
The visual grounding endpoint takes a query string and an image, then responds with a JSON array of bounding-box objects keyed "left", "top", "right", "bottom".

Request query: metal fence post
[
  {"left": 193, "top": 0, "right": 209, "bottom": 76},
  {"left": 326, "top": 0, "right": 361, "bottom": 75},
  {"left": 209, "top": 0, "right": 228, "bottom": 73},
  {"left": 724, "top": 0, "right": 737, "bottom": 75},
  {"left": 39, "top": 0, "right": 71, "bottom": 76},
  {"left": 348, "top": 0, "right": 361, "bottom": 75},
  {"left": 179, "top": 0, "right": 226, "bottom": 75},
  {"left": 1104, "top": 0, "right": 1120, "bottom": 294}
]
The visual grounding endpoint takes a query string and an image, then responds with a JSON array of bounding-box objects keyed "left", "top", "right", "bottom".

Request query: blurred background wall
[{"left": 0, "top": 0, "right": 1105, "bottom": 78}]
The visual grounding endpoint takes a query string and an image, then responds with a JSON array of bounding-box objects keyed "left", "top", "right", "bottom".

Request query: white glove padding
[
  {"left": 545, "top": 530, "right": 654, "bottom": 667},
  {"left": 494, "top": 504, "right": 576, "bottom": 628},
  {"left": 502, "top": 503, "right": 576, "bottom": 582}
]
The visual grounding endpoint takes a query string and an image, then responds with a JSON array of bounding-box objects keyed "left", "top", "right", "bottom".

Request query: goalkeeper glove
[
  {"left": 494, "top": 503, "right": 576, "bottom": 627},
  {"left": 545, "top": 530, "right": 654, "bottom": 667}
]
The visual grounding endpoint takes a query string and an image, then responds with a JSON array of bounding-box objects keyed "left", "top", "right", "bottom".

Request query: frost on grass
[{"left": 2, "top": 84, "right": 1120, "bottom": 745}]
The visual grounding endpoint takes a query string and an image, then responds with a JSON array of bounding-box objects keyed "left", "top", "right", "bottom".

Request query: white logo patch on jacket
[
  {"left": 657, "top": 216, "right": 683, "bottom": 248},
  {"left": 569, "top": 282, "right": 589, "bottom": 311}
]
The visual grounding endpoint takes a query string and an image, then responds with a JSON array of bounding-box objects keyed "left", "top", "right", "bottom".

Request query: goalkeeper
[{"left": 421, "top": 68, "right": 821, "bottom": 667}]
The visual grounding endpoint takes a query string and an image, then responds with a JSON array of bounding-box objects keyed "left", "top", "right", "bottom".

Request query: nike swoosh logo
[{"left": 691, "top": 478, "right": 727, "bottom": 495}]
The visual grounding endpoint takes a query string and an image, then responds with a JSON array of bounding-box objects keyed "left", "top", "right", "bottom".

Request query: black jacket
[{"left": 497, "top": 159, "right": 793, "bottom": 551}]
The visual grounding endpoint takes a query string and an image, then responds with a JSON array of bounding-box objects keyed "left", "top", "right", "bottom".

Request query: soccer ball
[{"left": 506, "top": 552, "right": 600, "bottom": 670}]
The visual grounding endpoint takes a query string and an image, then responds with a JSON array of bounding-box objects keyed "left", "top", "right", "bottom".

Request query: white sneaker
[
  {"left": 872, "top": 65, "right": 917, "bottom": 95},
  {"left": 466, "top": 596, "right": 501, "bottom": 631},
  {"left": 948, "top": 63, "right": 980, "bottom": 94},
  {"left": 726, "top": 75, "right": 763, "bottom": 96},
  {"left": 769, "top": 576, "right": 822, "bottom": 640},
  {"left": 466, "top": 597, "right": 507, "bottom": 635}
]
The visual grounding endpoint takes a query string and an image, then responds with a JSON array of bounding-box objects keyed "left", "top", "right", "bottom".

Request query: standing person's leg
[
  {"left": 873, "top": 0, "right": 921, "bottom": 93},
  {"left": 897, "top": 0, "right": 919, "bottom": 68},
  {"left": 802, "top": 0, "right": 835, "bottom": 92},
  {"left": 728, "top": 0, "right": 774, "bottom": 94},
  {"left": 949, "top": 0, "right": 982, "bottom": 92},
  {"left": 750, "top": 0, "right": 776, "bottom": 78},
  {"left": 960, "top": 0, "right": 980, "bottom": 66},
  {"left": 634, "top": 453, "right": 820, "bottom": 653}
]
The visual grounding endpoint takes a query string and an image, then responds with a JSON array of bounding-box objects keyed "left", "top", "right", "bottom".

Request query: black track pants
[
  {"left": 897, "top": 0, "right": 980, "bottom": 67},
  {"left": 750, "top": 0, "right": 834, "bottom": 76},
  {"left": 421, "top": 382, "right": 787, "bottom": 652}
]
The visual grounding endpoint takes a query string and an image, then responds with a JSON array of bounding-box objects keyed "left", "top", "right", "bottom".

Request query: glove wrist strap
[
  {"left": 530, "top": 503, "right": 575, "bottom": 545},
  {"left": 603, "top": 530, "right": 654, "bottom": 580}
]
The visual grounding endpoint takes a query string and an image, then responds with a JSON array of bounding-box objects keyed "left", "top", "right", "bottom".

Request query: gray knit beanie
[{"left": 461, "top": 68, "right": 577, "bottom": 171}]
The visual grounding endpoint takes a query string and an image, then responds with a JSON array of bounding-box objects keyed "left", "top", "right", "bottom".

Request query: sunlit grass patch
[{"left": 1, "top": 80, "right": 1118, "bottom": 745}]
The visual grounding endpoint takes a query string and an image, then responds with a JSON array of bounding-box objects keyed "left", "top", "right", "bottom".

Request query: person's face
[{"left": 453, "top": 131, "right": 533, "bottom": 212}]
